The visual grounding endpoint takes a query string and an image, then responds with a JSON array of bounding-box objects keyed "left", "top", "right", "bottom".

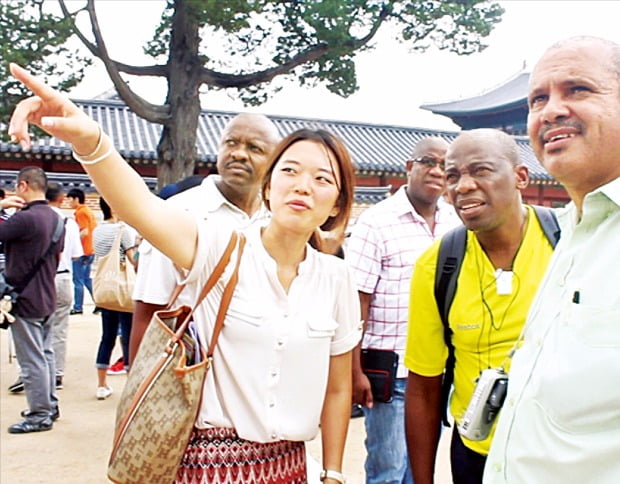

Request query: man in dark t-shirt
[{"left": 0, "top": 167, "right": 64, "bottom": 434}]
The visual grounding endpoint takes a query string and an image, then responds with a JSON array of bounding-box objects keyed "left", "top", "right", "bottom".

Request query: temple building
[{"left": 420, "top": 71, "right": 529, "bottom": 135}]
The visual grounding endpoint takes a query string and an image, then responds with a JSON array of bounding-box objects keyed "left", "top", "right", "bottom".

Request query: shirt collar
[
  {"left": 203, "top": 175, "right": 267, "bottom": 219},
  {"left": 24, "top": 199, "right": 49, "bottom": 210},
  {"left": 392, "top": 185, "right": 450, "bottom": 221},
  {"left": 558, "top": 176, "right": 620, "bottom": 229}
]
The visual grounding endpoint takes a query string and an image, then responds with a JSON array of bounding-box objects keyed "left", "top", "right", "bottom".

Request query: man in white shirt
[
  {"left": 129, "top": 113, "right": 280, "bottom": 361},
  {"left": 46, "top": 183, "right": 83, "bottom": 389},
  {"left": 484, "top": 36, "right": 620, "bottom": 483}
]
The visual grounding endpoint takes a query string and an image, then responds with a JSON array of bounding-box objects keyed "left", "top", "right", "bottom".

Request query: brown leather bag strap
[
  {"left": 165, "top": 231, "right": 239, "bottom": 309},
  {"left": 206, "top": 233, "right": 246, "bottom": 358},
  {"left": 168, "top": 231, "right": 240, "bottom": 343}
]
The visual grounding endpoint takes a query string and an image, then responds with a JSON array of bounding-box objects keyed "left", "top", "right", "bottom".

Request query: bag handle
[
  {"left": 164, "top": 230, "right": 239, "bottom": 309},
  {"left": 109, "top": 224, "right": 124, "bottom": 262},
  {"left": 166, "top": 231, "right": 245, "bottom": 350},
  {"left": 206, "top": 233, "right": 246, "bottom": 359}
]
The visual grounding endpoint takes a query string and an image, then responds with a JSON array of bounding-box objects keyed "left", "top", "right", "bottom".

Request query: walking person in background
[
  {"left": 46, "top": 183, "right": 83, "bottom": 390},
  {"left": 0, "top": 167, "right": 64, "bottom": 434},
  {"left": 8, "top": 64, "right": 362, "bottom": 481},
  {"left": 92, "top": 197, "right": 137, "bottom": 400},
  {"left": 346, "top": 137, "right": 460, "bottom": 483},
  {"left": 66, "top": 188, "right": 96, "bottom": 315}
]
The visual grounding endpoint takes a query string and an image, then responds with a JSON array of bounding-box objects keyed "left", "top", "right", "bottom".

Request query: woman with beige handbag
[
  {"left": 9, "top": 64, "right": 361, "bottom": 484},
  {"left": 92, "top": 197, "right": 137, "bottom": 400}
]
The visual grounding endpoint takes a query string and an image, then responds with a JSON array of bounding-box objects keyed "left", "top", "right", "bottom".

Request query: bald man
[
  {"left": 129, "top": 113, "right": 280, "bottom": 361},
  {"left": 346, "top": 137, "right": 460, "bottom": 483},
  {"left": 484, "top": 36, "right": 620, "bottom": 483},
  {"left": 404, "top": 129, "right": 556, "bottom": 484}
]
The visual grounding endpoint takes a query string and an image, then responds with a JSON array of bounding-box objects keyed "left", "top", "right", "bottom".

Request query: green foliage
[
  {"left": 0, "top": 0, "right": 91, "bottom": 140},
  {"left": 145, "top": 0, "right": 503, "bottom": 104}
]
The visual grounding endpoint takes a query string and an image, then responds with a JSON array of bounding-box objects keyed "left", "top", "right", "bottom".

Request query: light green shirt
[{"left": 484, "top": 177, "right": 620, "bottom": 483}]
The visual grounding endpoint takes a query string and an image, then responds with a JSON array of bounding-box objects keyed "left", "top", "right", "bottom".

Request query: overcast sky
[{"left": 65, "top": 0, "right": 620, "bottom": 131}]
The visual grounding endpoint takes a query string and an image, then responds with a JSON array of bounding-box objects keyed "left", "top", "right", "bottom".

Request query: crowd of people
[{"left": 1, "top": 34, "right": 619, "bottom": 483}]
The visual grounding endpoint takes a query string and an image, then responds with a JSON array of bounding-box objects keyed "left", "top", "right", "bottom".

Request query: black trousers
[{"left": 450, "top": 427, "right": 487, "bottom": 484}]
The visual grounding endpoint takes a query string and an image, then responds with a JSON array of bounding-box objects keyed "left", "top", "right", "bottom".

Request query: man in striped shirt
[{"left": 346, "top": 137, "right": 460, "bottom": 483}]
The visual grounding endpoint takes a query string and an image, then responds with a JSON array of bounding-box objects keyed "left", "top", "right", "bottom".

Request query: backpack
[{"left": 433, "top": 205, "right": 560, "bottom": 426}]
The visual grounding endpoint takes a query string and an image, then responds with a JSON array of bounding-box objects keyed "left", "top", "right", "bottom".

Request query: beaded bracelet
[{"left": 71, "top": 125, "right": 113, "bottom": 165}]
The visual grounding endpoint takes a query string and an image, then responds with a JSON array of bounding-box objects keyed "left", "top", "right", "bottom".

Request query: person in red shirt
[{"left": 66, "top": 188, "right": 96, "bottom": 314}]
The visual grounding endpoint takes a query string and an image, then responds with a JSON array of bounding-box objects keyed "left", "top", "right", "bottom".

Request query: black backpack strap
[
  {"left": 434, "top": 225, "right": 467, "bottom": 427},
  {"left": 12, "top": 214, "right": 65, "bottom": 294},
  {"left": 531, "top": 205, "right": 561, "bottom": 248}
]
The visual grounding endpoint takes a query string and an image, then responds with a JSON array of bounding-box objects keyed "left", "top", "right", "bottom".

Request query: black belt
[{"left": 56, "top": 269, "right": 70, "bottom": 274}]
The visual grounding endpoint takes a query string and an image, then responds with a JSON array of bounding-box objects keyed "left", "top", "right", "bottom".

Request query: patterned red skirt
[{"left": 175, "top": 427, "right": 308, "bottom": 483}]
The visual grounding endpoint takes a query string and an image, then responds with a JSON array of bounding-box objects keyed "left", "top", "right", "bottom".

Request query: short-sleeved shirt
[
  {"left": 133, "top": 175, "right": 268, "bottom": 305},
  {"left": 484, "top": 179, "right": 620, "bottom": 483},
  {"left": 346, "top": 187, "right": 460, "bottom": 377},
  {"left": 405, "top": 205, "right": 554, "bottom": 455},
  {"left": 93, "top": 222, "right": 135, "bottom": 260},
  {"left": 74, "top": 203, "right": 96, "bottom": 256},
  {"left": 180, "top": 220, "right": 362, "bottom": 443},
  {"left": 51, "top": 207, "right": 83, "bottom": 273}
]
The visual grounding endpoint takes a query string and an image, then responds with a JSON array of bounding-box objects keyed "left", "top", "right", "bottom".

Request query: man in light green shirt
[{"left": 484, "top": 36, "right": 620, "bottom": 483}]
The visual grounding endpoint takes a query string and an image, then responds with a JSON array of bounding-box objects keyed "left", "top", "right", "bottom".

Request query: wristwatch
[{"left": 319, "top": 469, "right": 346, "bottom": 483}]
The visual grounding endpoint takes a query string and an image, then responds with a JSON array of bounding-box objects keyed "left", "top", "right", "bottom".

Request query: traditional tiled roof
[
  {"left": 421, "top": 71, "right": 529, "bottom": 115},
  {"left": 0, "top": 170, "right": 157, "bottom": 194},
  {"left": 0, "top": 96, "right": 553, "bottom": 181}
]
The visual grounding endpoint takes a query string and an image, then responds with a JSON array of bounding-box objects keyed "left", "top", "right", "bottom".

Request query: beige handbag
[
  {"left": 93, "top": 224, "right": 135, "bottom": 313},
  {"left": 107, "top": 231, "right": 245, "bottom": 484}
]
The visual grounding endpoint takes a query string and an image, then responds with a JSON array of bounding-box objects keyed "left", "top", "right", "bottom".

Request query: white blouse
[{"left": 180, "top": 220, "right": 362, "bottom": 443}]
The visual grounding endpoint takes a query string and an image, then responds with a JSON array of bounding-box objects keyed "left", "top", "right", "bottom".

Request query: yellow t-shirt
[{"left": 405, "top": 205, "right": 554, "bottom": 455}]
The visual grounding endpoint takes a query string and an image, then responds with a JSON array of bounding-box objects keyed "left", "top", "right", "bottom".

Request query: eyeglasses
[{"left": 410, "top": 156, "right": 445, "bottom": 171}]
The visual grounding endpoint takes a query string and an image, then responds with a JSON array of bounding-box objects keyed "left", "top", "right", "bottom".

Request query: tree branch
[
  {"left": 58, "top": 0, "right": 170, "bottom": 123},
  {"left": 198, "top": 42, "right": 329, "bottom": 88},
  {"left": 198, "top": 3, "right": 391, "bottom": 89}
]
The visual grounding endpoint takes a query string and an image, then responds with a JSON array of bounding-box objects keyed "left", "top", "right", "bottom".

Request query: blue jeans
[
  {"left": 96, "top": 309, "right": 132, "bottom": 368},
  {"left": 364, "top": 378, "right": 413, "bottom": 484},
  {"left": 72, "top": 254, "right": 94, "bottom": 311}
]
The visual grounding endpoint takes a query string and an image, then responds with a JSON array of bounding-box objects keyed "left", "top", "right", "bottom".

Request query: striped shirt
[
  {"left": 93, "top": 222, "right": 135, "bottom": 261},
  {"left": 346, "top": 186, "right": 460, "bottom": 377}
]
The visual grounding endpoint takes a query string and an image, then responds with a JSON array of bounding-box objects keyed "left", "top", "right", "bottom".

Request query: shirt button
[
  {"left": 494, "top": 463, "right": 502, "bottom": 472},
  {"left": 270, "top": 369, "right": 278, "bottom": 377},
  {"left": 271, "top": 433, "right": 277, "bottom": 440},
  {"left": 508, "top": 398, "right": 515, "bottom": 406},
  {"left": 277, "top": 339, "right": 284, "bottom": 347}
]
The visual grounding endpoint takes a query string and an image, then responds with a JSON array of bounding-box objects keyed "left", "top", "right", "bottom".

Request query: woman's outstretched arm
[{"left": 8, "top": 63, "right": 197, "bottom": 269}]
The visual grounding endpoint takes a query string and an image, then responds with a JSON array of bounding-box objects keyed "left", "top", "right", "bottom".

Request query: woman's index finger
[{"left": 9, "top": 63, "right": 60, "bottom": 102}]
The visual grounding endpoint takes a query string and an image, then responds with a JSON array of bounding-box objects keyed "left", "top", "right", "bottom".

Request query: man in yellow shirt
[{"left": 404, "top": 129, "right": 556, "bottom": 484}]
